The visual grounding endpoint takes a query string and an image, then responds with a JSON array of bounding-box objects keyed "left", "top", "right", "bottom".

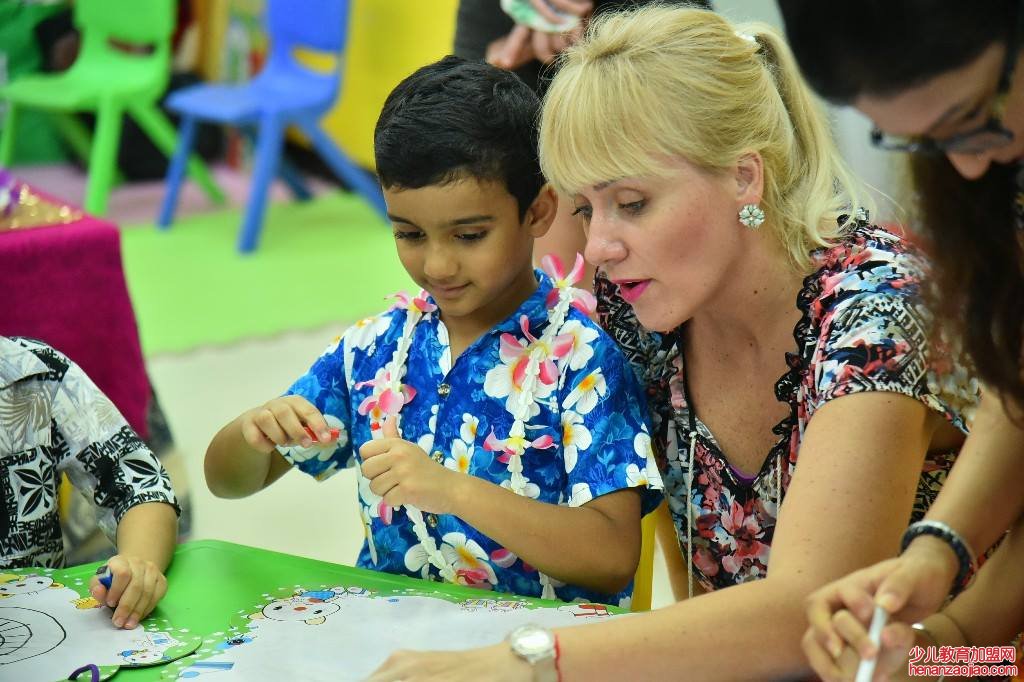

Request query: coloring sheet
[
  {"left": 0, "top": 570, "right": 201, "bottom": 682},
  {"left": 162, "top": 584, "right": 623, "bottom": 682}
]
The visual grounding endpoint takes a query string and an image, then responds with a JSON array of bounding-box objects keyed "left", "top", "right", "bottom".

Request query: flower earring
[{"left": 738, "top": 203, "right": 765, "bottom": 230}]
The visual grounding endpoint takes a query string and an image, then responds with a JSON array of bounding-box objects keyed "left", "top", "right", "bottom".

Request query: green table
[{"left": 58, "top": 539, "right": 584, "bottom": 680}]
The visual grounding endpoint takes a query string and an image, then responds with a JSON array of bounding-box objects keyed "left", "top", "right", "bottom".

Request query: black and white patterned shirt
[{"left": 0, "top": 337, "right": 178, "bottom": 568}]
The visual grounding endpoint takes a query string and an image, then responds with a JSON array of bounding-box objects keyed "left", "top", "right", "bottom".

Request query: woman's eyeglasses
[{"left": 870, "top": 6, "right": 1021, "bottom": 155}]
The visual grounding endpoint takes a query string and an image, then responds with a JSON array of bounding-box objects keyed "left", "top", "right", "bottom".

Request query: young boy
[
  {"left": 0, "top": 336, "right": 179, "bottom": 629},
  {"left": 205, "top": 56, "right": 663, "bottom": 606}
]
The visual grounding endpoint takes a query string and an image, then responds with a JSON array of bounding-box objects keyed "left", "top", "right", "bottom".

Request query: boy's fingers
[
  {"left": 253, "top": 410, "right": 290, "bottom": 445},
  {"left": 292, "top": 400, "right": 331, "bottom": 441},
  {"left": 360, "top": 439, "right": 390, "bottom": 460},
  {"left": 381, "top": 417, "right": 400, "bottom": 439},
  {"left": 368, "top": 470, "right": 399, "bottom": 498},
  {"left": 270, "top": 404, "right": 311, "bottom": 445},
  {"left": 88, "top": 575, "right": 107, "bottom": 601},
  {"left": 103, "top": 559, "right": 131, "bottom": 608},
  {"left": 360, "top": 452, "right": 392, "bottom": 479},
  {"left": 241, "top": 421, "right": 276, "bottom": 453},
  {"left": 127, "top": 570, "right": 163, "bottom": 628},
  {"left": 112, "top": 575, "right": 143, "bottom": 628},
  {"left": 382, "top": 484, "right": 406, "bottom": 509}
]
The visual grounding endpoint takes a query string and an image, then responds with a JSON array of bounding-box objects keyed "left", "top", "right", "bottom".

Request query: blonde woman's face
[{"left": 573, "top": 157, "right": 743, "bottom": 332}]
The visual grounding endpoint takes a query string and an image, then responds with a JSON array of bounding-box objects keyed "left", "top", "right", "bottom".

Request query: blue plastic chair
[{"left": 157, "top": 0, "right": 386, "bottom": 253}]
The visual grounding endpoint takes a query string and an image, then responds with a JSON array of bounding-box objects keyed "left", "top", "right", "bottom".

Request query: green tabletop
[{"left": 51, "top": 539, "right": 591, "bottom": 681}]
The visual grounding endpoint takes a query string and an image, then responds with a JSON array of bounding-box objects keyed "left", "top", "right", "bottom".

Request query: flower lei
[{"left": 358, "top": 255, "right": 597, "bottom": 595}]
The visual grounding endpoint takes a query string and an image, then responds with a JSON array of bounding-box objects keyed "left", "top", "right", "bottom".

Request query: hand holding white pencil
[{"left": 854, "top": 606, "right": 889, "bottom": 682}]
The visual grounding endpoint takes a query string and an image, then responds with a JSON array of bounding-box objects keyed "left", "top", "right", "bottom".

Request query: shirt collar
[
  {"left": 422, "top": 270, "right": 555, "bottom": 337},
  {"left": 0, "top": 337, "right": 50, "bottom": 390}
]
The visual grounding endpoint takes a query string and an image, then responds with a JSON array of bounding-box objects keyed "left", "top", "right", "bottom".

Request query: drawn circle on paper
[{"left": 0, "top": 606, "right": 66, "bottom": 664}]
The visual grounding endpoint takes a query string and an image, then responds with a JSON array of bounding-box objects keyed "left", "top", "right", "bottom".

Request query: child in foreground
[
  {"left": 205, "top": 56, "right": 663, "bottom": 606},
  {"left": 0, "top": 336, "right": 179, "bottom": 629}
]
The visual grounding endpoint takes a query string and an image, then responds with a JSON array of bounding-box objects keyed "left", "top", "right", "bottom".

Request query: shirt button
[
  {"left": 426, "top": 514, "right": 438, "bottom": 528},
  {"left": 431, "top": 450, "right": 444, "bottom": 464},
  {"left": 437, "top": 383, "right": 451, "bottom": 397}
]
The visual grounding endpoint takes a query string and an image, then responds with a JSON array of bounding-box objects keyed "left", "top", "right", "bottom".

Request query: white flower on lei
[
  {"left": 558, "top": 320, "right": 599, "bottom": 371},
  {"left": 483, "top": 316, "right": 567, "bottom": 418},
  {"left": 562, "top": 369, "right": 607, "bottom": 415},
  {"left": 403, "top": 544, "right": 433, "bottom": 580},
  {"left": 483, "top": 357, "right": 552, "bottom": 419},
  {"left": 561, "top": 410, "right": 592, "bottom": 474},
  {"left": 499, "top": 477, "right": 540, "bottom": 499}
]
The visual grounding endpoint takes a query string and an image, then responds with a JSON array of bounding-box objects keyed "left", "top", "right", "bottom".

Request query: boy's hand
[
  {"left": 89, "top": 554, "right": 167, "bottom": 629},
  {"left": 240, "top": 396, "right": 336, "bottom": 454},
  {"left": 359, "top": 418, "right": 462, "bottom": 514}
]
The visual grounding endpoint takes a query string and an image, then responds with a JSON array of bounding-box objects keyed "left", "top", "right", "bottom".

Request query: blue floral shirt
[{"left": 280, "top": 272, "right": 663, "bottom": 606}]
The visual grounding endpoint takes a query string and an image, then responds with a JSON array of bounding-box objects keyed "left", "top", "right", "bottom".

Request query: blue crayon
[{"left": 96, "top": 565, "right": 113, "bottom": 590}]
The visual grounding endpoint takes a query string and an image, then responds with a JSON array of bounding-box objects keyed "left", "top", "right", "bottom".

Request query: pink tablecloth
[{"left": 0, "top": 188, "right": 150, "bottom": 437}]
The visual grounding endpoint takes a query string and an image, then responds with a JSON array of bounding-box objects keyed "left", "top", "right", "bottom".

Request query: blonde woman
[{"left": 368, "top": 6, "right": 977, "bottom": 680}]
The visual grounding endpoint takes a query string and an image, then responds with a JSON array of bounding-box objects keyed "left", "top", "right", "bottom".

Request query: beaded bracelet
[{"left": 900, "top": 520, "right": 977, "bottom": 599}]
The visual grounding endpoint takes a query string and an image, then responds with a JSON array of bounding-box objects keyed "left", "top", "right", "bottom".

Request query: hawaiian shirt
[
  {"left": 280, "top": 271, "right": 664, "bottom": 606},
  {"left": 597, "top": 223, "right": 978, "bottom": 593},
  {"left": 0, "top": 337, "right": 179, "bottom": 569}
]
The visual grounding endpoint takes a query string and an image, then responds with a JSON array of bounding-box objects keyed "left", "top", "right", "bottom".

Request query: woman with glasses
[
  {"left": 366, "top": 6, "right": 978, "bottom": 680},
  {"left": 778, "top": 1, "right": 1024, "bottom": 678}
]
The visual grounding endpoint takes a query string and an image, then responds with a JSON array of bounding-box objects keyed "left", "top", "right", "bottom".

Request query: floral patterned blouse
[
  {"left": 596, "top": 223, "right": 978, "bottom": 592},
  {"left": 0, "top": 337, "right": 179, "bottom": 569},
  {"left": 280, "top": 272, "right": 664, "bottom": 606}
]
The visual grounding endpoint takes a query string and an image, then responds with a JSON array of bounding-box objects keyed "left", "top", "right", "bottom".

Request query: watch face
[{"left": 512, "top": 625, "right": 555, "bottom": 657}]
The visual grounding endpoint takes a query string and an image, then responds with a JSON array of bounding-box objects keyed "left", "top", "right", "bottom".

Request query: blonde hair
[{"left": 539, "top": 5, "right": 872, "bottom": 268}]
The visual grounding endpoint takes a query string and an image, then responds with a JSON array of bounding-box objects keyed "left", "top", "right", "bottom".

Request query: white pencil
[{"left": 854, "top": 605, "right": 888, "bottom": 682}]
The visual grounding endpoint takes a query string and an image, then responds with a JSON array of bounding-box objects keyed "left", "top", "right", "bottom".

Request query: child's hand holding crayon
[
  {"left": 239, "top": 396, "right": 340, "bottom": 453},
  {"left": 89, "top": 554, "right": 168, "bottom": 629}
]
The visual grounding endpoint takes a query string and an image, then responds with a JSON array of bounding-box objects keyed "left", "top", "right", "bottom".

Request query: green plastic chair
[{"left": 0, "top": 0, "right": 224, "bottom": 215}]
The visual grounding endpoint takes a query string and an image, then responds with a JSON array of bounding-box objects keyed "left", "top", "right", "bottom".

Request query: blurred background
[{"left": 0, "top": 0, "right": 899, "bottom": 610}]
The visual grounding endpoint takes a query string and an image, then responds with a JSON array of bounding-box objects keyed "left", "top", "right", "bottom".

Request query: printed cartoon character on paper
[
  {"left": 120, "top": 648, "right": 168, "bottom": 665},
  {"left": 247, "top": 587, "right": 357, "bottom": 626},
  {"left": 459, "top": 597, "right": 526, "bottom": 612},
  {"left": 118, "top": 630, "right": 183, "bottom": 665},
  {"left": 0, "top": 573, "right": 64, "bottom": 598},
  {"left": 214, "top": 633, "right": 255, "bottom": 651}
]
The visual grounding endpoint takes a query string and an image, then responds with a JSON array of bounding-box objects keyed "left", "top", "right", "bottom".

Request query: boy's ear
[{"left": 524, "top": 184, "right": 558, "bottom": 239}]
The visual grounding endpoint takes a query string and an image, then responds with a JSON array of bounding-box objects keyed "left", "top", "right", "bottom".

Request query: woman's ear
[
  {"left": 525, "top": 184, "right": 558, "bottom": 239},
  {"left": 734, "top": 151, "right": 765, "bottom": 207}
]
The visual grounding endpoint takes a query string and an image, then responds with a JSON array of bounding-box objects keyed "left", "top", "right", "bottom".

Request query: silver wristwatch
[{"left": 507, "top": 624, "right": 558, "bottom": 682}]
